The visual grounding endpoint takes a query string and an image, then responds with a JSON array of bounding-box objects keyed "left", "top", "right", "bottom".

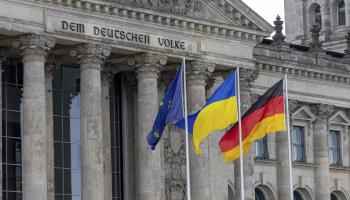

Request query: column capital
[
  {"left": 13, "top": 34, "right": 55, "bottom": 58},
  {"left": 239, "top": 68, "right": 259, "bottom": 90},
  {"left": 312, "top": 104, "right": 334, "bottom": 120},
  {"left": 187, "top": 60, "right": 215, "bottom": 81},
  {"left": 0, "top": 48, "right": 8, "bottom": 62},
  {"left": 130, "top": 52, "right": 167, "bottom": 80},
  {"left": 125, "top": 72, "right": 137, "bottom": 87},
  {"left": 101, "top": 64, "right": 119, "bottom": 86},
  {"left": 70, "top": 43, "right": 111, "bottom": 66},
  {"left": 45, "top": 55, "right": 59, "bottom": 80}
]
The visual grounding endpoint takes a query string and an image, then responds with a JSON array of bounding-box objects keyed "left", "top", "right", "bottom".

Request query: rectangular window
[
  {"left": 329, "top": 130, "right": 342, "bottom": 165},
  {"left": 110, "top": 75, "right": 124, "bottom": 200},
  {"left": 292, "top": 126, "right": 305, "bottom": 162},
  {"left": 53, "top": 66, "right": 81, "bottom": 200},
  {"left": 254, "top": 136, "right": 268, "bottom": 159},
  {"left": 2, "top": 58, "right": 24, "bottom": 199}
]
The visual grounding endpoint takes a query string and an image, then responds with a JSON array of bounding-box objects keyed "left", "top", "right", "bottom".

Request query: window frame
[
  {"left": 328, "top": 130, "right": 342, "bottom": 166},
  {"left": 292, "top": 125, "right": 306, "bottom": 162},
  {"left": 337, "top": 0, "right": 346, "bottom": 26},
  {"left": 312, "top": 4, "right": 322, "bottom": 28},
  {"left": 254, "top": 136, "right": 269, "bottom": 159}
]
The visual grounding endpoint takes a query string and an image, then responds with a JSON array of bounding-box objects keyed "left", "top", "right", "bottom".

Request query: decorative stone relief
[
  {"left": 101, "top": 63, "right": 119, "bottom": 86},
  {"left": 239, "top": 68, "right": 259, "bottom": 90},
  {"left": 311, "top": 104, "right": 335, "bottom": 120},
  {"left": 164, "top": 128, "right": 186, "bottom": 200},
  {"left": 309, "top": 24, "right": 324, "bottom": 53},
  {"left": 45, "top": 55, "right": 60, "bottom": 79},
  {"left": 13, "top": 34, "right": 56, "bottom": 57},
  {"left": 186, "top": 60, "right": 215, "bottom": 85},
  {"left": 272, "top": 15, "right": 287, "bottom": 46},
  {"left": 129, "top": 52, "right": 167, "bottom": 79},
  {"left": 127, "top": 0, "right": 200, "bottom": 17},
  {"left": 70, "top": 43, "right": 111, "bottom": 65}
]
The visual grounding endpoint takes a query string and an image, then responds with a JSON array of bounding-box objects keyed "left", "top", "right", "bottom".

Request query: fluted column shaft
[
  {"left": 277, "top": 101, "right": 298, "bottom": 200},
  {"left": 321, "top": 0, "right": 331, "bottom": 33},
  {"left": 13, "top": 34, "right": 55, "bottom": 200},
  {"left": 45, "top": 57, "right": 58, "bottom": 200},
  {"left": 71, "top": 43, "right": 110, "bottom": 200},
  {"left": 313, "top": 104, "right": 333, "bottom": 200},
  {"left": 234, "top": 68, "right": 259, "bottom": 200},
  {"left": 132, "top": 52, "right": 167, "bottom": 200},
  {"left": 186, "top": 61, "right": 214, "bottom": 200},
  {"left": 101, "top": 67, "right": 116, "bottom": 200},
  {"left": 0, "top": 50, "right": 6, "bottom": 200}
]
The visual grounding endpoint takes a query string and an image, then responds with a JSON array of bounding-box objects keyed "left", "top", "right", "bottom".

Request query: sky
[{"left": 242, "top": 0, "right": 285, "bottom": 26}]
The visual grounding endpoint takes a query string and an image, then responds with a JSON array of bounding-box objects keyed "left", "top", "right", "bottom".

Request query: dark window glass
[
  {"left": 313, "top": 5, "right": 322, "bottom": 28},
  {"left": 338, "top": 1, "right": 346, "bottom": 26},
  {"left": 255, "top": 188, "right": 266, "bottom": 200},
  {"left": 2, "top": 58, "right": 23, "bottom": 198},
  {"left": 292, "top": 126, "right": 306, "bottom": 162},
  {"left": 110, "top": 75, "right": 123, "bottom": 199},
  {"left": 294, "top": 191, "right": 303, "bottom": 200},
  {"left": 53, "top": 66, "right": 81, "bottom": 200},
  {"left": 331, "top": 193, "right": 338, "bottom": 200},
  {"left": 329, "top": 130, "right": 342, "bottom": 165},
  {"left": 254, "top": 136, "right": 268, "bottom": 159}
]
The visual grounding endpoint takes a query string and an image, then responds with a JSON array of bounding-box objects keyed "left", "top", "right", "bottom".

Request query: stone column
[
  {"left": 312, "top": 104, "right": 333, "bottom": 200},
  {"left": 276, "top": 100, "right": 299, "bottom": 200},
  {"left": 45, "top": 56, "right": 59, "bottom": 200},
  {"left": 234, "top": 68, "right": 259, "bottom": 200},
  {"left": 12, "top": 34, "right": 55, "bottom": 200},
  {"left": 186, "top": 60, "right": 214, "bottom": 200},
  {"left": 101, "top": 65, "right": 118, "bottom": 200},
  {"left": 70, "top": 43, "right": 111, "bottom": 200},
  {"left": 346, "top": 0, "right": 350, "bottom": 26},
  {"left": 321, "top": 0, "right": 331, "bottom": 37},
  {"left": 130, "top": 52, "right": 167, "bottom": 200},
  {"left": 0, "top": 49, "right": 6, "bottom": 200}
]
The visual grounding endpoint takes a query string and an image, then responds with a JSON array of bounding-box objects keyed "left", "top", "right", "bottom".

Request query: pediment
[
  {"left": 329, "top": 111, "right": 350, "bottom": 125},
  {"left": 109, "top": 0, "right": 274, "bottom": 33},
  {"left": 292, "top": 106, "right": 316, "bottom": 122}
]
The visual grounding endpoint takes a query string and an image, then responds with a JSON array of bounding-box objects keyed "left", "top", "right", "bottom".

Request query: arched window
[
  {"left": 331, "top": 193, "right": 338, "bottom": 200},
  {"left": 255, "top": 188, "right": 266, "bottom": 200},
  {"left": 313, "top": 5, "right": 322, "bottom": 28},
  {"left": 337, "top": 1, "right": 346, "bottom": 26},
  {"left": 294, "top": 191, "right": 303, "bottom": 200}
]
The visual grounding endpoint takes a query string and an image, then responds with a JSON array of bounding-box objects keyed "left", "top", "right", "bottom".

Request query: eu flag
[{"left": 147, "top": 64, "right": 184, "bottom": 150}]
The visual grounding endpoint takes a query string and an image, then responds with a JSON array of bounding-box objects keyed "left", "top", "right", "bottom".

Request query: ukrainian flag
[{"left": 176, "top": 69, "right": 238, "bottom": 155}]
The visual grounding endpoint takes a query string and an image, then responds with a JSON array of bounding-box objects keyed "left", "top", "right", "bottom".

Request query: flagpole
[
  {"left": 284, "top": 75, "right": 294, "bottom": 200},
  {"left": 236, "top": 67, "right": 245, "bottom": 200},
  {"left": 182, "top": 58, "right": 192, "bottom": 200}
]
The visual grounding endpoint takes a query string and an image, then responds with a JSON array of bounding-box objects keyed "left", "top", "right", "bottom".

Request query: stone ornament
[
  {"left": 45, "top": 55, "right": 60, "bottom": 79},
  {"left": 129, "top": 52, "right": 167, "bottom": 79},
  {"left": 272, "top": 15, "right": 287, "bottom": 46},
  {"left": 12, "top": 34, "right": 56, "bottom": 57},
  {"left": 309, "top": 24, "right": 324, "bottom": 52},
  {"left": 311, "top": 104, "right": 334, "bottom": 120},
  {"left": 70, "top": 43, "right": 111, "bottom": 65},
  {"left": 186, "top": 60, "right": 215, "bottom": 81},
  {"left": 239, "top": 68, "right": 259, "bottom": 89},
  {"left": 128, "top": 0, "right": 200, "bottom": 17},
  {"left": 101, "top": 63, "right": 119, "bottom": 86},
  {"left": 345, "top": 30, "right": 350, "bottom": 57}
]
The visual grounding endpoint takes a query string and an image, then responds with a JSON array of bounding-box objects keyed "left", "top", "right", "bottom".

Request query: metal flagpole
[
  {"left": 236, "top": 67, "right": 245, "bottom": 200},
  {"left": 182, "top": 58, "right": 191, "bottom": 200},
  {"left": 284, "top": 75, "right": 294, "bottom": 200}
]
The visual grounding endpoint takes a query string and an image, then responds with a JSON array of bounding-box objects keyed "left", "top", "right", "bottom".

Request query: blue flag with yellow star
[{"left": 147, "top": 64, "right": 184, "bottom": 150}]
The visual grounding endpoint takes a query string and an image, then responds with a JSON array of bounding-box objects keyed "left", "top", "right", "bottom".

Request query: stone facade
[{"left": 0, "top": 0, "right": 349, "bottom": 200}]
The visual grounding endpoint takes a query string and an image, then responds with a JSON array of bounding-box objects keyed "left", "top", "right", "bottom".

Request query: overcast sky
[{"left": 242, "top": 0, "right": 285, "bottom": 26}]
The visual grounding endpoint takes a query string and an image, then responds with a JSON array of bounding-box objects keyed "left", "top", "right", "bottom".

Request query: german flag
[{"left": 219, "top": 79, "right": 286, "bottom": 163}]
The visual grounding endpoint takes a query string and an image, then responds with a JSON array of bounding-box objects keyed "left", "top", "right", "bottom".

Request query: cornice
[
  {"left": 23, "top": 0, "right": 269, "bottom": 43},
  {"left": 255, "top": 60, "right": 350, "bottom": 87}
]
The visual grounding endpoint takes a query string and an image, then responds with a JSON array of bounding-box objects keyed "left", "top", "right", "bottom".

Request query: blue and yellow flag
[
  {"left": 176, "top": 69, "right": 238, "bottom": 154},
  {"left": 147, "top": 65, "right": 183, "bottom": 150}
]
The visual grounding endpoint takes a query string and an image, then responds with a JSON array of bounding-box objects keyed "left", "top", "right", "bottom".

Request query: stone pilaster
[
  {"left": 312, "top": 104, "right": 334, "bottom": 200},
  {"left": 101, "top": 64, "right": 118, "bottom": 200},
  {"left": 277, "top": 100, "right": 299, "bottom": 200},
  {"left": 186, "top": 60, "right": 214, "bottom": 200},
  {"left": 321, "top": 0, "right": 331, "bottom": 37},
  {"left": 45, "top": 56, "right": 59, "bottom": 200},
  {"left": 234, "top": 68, "right": 259, "bottom": 200},
  {"left": 13, "top": 34, "right": 55, "bottom": 200},
  {"left": 70, "top": 43, "right": 111, "bottom": 200},
  {"left": 130, "top": 52, "right": 167, "bottom": 200},
  {"left": 344, "top": 30, "right": 350, "bottom": 58},
  {"left": 0, "top": 49, "right": 6, "bottom": 200},
  {"left": 346, "top": 0, "right": 350, "bottom": 26}
]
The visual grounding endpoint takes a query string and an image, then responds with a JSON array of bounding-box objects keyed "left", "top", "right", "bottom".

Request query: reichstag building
[{"left": 0, "top": 0, "right": 349, "bottom": 200}]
